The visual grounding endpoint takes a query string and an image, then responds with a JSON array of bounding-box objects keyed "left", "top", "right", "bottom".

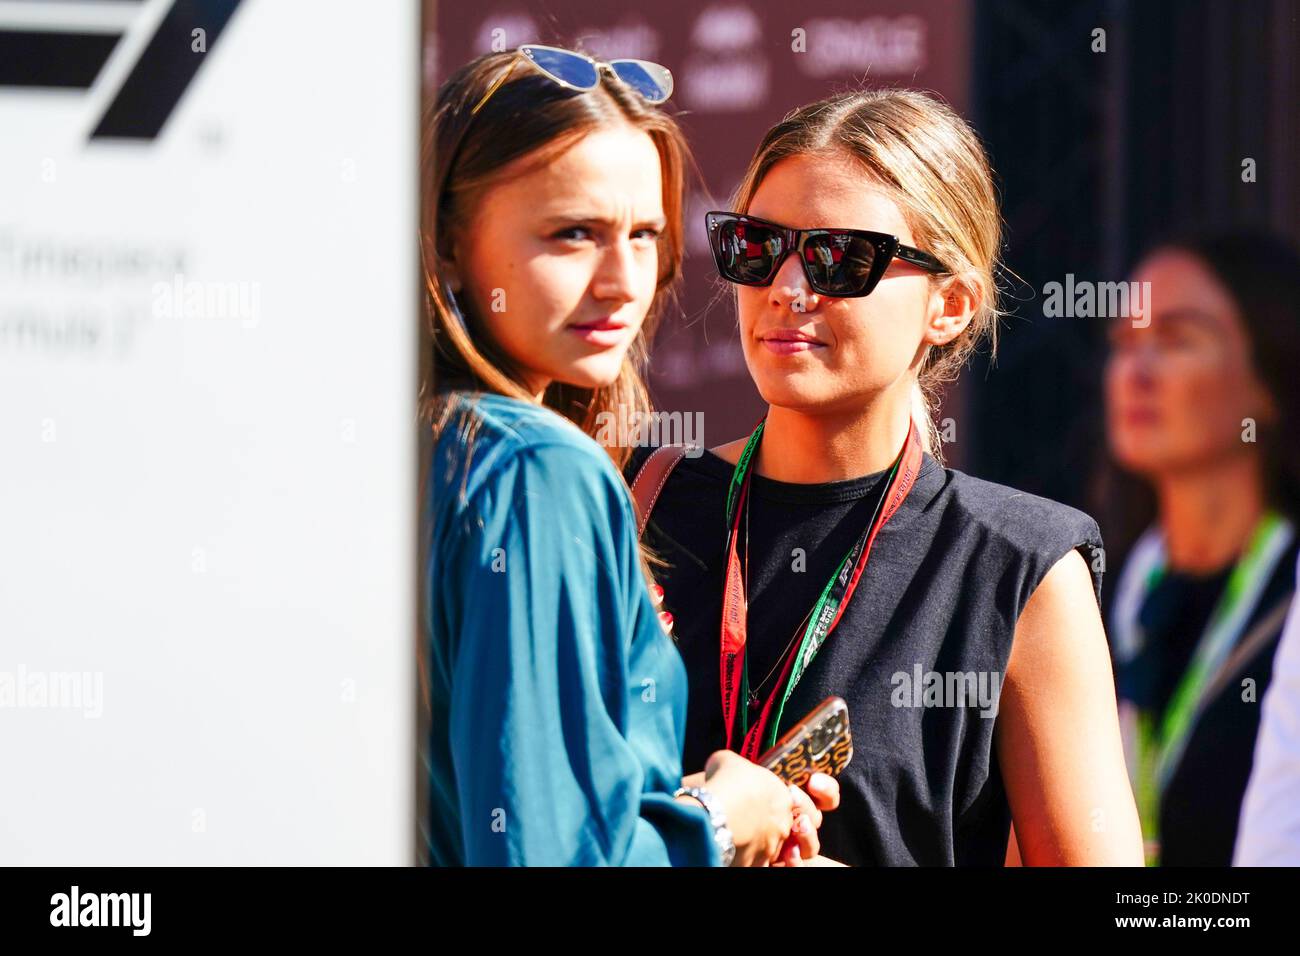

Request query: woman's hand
[
  {"left": 776, "top": 772, "right": 840, "bottom": 864},
  {"left": 775, "top": 853, "right": 848, "bottom": 867},
  {"left": 679, "top": 770, "right": 705, "bottom": 790},
  {"left": 695, "top": 750, "right": 796, "bottom": 866}
]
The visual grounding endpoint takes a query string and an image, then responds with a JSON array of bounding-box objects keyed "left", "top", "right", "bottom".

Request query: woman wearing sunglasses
[
  {"left": 421, "top": 45, "right": 837, "bottom": 866},
  {"left": 628, "top": 89, "right": 1143, "bottom": 865}
]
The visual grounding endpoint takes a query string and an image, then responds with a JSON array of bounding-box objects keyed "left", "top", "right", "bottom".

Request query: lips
[
  {"left": 567, "top": 316, "right": 628, "bottom": 348},
  {"left": 759, "top": 327, "right": 826, "bottom": 354},
  {"left": 1120, "top": 406, "right": 1160, "bottom": 426},
  {"left": 761, "top": 328, "right": 825, "bottom": 344},
  {"left": 570, "top": 317, "right": 626, "bottom": 332}
]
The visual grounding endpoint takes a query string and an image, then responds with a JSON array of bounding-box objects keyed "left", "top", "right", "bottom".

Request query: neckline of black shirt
[{"left": 688, "top": 447, "right": 941, "bottom": 506}]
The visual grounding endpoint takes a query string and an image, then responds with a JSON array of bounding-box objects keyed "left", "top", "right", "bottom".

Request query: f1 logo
[{"left": 0, "top": 0, "right": 244, "bottom": 141}]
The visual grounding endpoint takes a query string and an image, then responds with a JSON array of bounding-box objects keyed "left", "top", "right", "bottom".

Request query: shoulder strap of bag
[
  {"left": 1197, "top": 590, "right": 1296, "bottom": 708},
  {"left": 630, "top": 445, "right": 689, "bottom": 539}
]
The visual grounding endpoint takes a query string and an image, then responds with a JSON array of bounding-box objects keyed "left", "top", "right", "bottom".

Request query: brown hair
[
  {"left": 416, "top": 51, "right": 687, "bottom": 736},
  {"left": 419, "top": 50, "right": 691, "bottom": 473},
  {"left": 729, "top": 88, "right": 1004, "bottom": 459}
]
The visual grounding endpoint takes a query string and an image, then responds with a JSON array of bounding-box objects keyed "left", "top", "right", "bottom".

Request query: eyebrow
[
  {"left": 538, "top": 213, "right": 667, "bottom": 230},
  {"left": 745, "top": 211, "right": 892, "bottom": 233},
  {"left": 1154, "top": 308, "right": 1222, "bottom": 329},
  {"left": 1109, "top": 307, "right": 1224, "bottom": 336}
]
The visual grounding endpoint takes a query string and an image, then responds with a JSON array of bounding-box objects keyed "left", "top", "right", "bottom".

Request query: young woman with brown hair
[{"left": 420, "top": 46, "right": 836, "bottom": 866}]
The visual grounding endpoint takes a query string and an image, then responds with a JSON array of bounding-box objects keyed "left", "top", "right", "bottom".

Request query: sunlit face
[
  {"left": 1105, "top": 249, "right": 1271, "bottom": 476},
  {"left": 736, "top": 151, "right": 956, "bottom": 415},
  {"left": 450, "top": 125, "right": 665, "bottom": 394}
]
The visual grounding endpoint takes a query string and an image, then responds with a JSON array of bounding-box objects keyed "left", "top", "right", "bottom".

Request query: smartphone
[{"left": 757, "top": 696, "right": 852, "bottom": 787}]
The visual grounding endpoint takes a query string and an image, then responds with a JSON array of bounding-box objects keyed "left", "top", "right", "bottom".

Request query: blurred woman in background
[{"left": 1104, "top": 231, "right": 1300, "bottom": 866}]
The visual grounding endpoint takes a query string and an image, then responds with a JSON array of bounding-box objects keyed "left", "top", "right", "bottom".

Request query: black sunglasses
[{"left": 705, "top": 211, "right": 950, "bottom": 298}]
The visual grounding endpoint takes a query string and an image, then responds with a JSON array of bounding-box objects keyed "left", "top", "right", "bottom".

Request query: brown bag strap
[
  {"left": 630, "top": 445, "right": 689, "bottom": 538},
  {"left": 1197, "top": 590, "right": 1295, "bottom": 707}
]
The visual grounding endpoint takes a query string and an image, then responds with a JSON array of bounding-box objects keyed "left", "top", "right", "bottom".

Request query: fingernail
[{"left": 651, "top": 584, "right": 665, "bottom": 604}]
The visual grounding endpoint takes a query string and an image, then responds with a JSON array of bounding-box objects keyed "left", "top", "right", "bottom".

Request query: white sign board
[{"left": 0, "top": 0, "right": 418, "bottom": 864}]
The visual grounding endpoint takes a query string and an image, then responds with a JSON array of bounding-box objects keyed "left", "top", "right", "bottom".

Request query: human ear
[
  {"left": 437, "top": 230, "right": 465, "bottom": 294},
  {"left": 1247, "top": 375, "right": 1278, "bottom": 426},
  {"left": 441, "top": 255, "right": 464, "bottom": 294},
  {"left": 923, "top": 274, "right": 979, "bottom": 347}
]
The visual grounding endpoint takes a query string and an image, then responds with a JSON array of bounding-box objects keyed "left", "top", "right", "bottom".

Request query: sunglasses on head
[
  {"left": 705, "top": 211, "right": 950, "bottom": 298},
  {"left": 471, "top": 44, "right": 673, "bottom": 116},
  {"left": 436, "top": 44, "right": 672, "bottom": 231}
]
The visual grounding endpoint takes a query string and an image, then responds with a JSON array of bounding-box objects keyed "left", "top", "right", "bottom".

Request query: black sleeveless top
[{"left": 625, "top": 445, "right": 1105, "bottom": 866}]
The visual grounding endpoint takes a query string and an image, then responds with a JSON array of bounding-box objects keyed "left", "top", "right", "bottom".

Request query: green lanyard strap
[
  {"left": 719, "top": 416, "right": 921, "bottom": 759},
  {"left": 1132, "top": 511, "right": 1294, "bottom": 865}
]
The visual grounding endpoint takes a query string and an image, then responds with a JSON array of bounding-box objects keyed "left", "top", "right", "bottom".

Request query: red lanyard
[{"left": 719, "top": 417, "right": 923, "bottom": 759}]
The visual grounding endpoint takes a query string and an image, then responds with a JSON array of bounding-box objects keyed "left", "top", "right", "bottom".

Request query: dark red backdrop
[{"left": 426, "top": 0, "right": 971, "bottom": 452}]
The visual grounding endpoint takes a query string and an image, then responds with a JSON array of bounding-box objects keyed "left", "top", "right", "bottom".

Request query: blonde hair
[{"left": 730, "top": 88, "right": 1003, "bottom": 459}]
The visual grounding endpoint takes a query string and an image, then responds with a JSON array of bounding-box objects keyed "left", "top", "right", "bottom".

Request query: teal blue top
[{"left": 423, "top": 391, "right": 718, "bottom": 866}]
